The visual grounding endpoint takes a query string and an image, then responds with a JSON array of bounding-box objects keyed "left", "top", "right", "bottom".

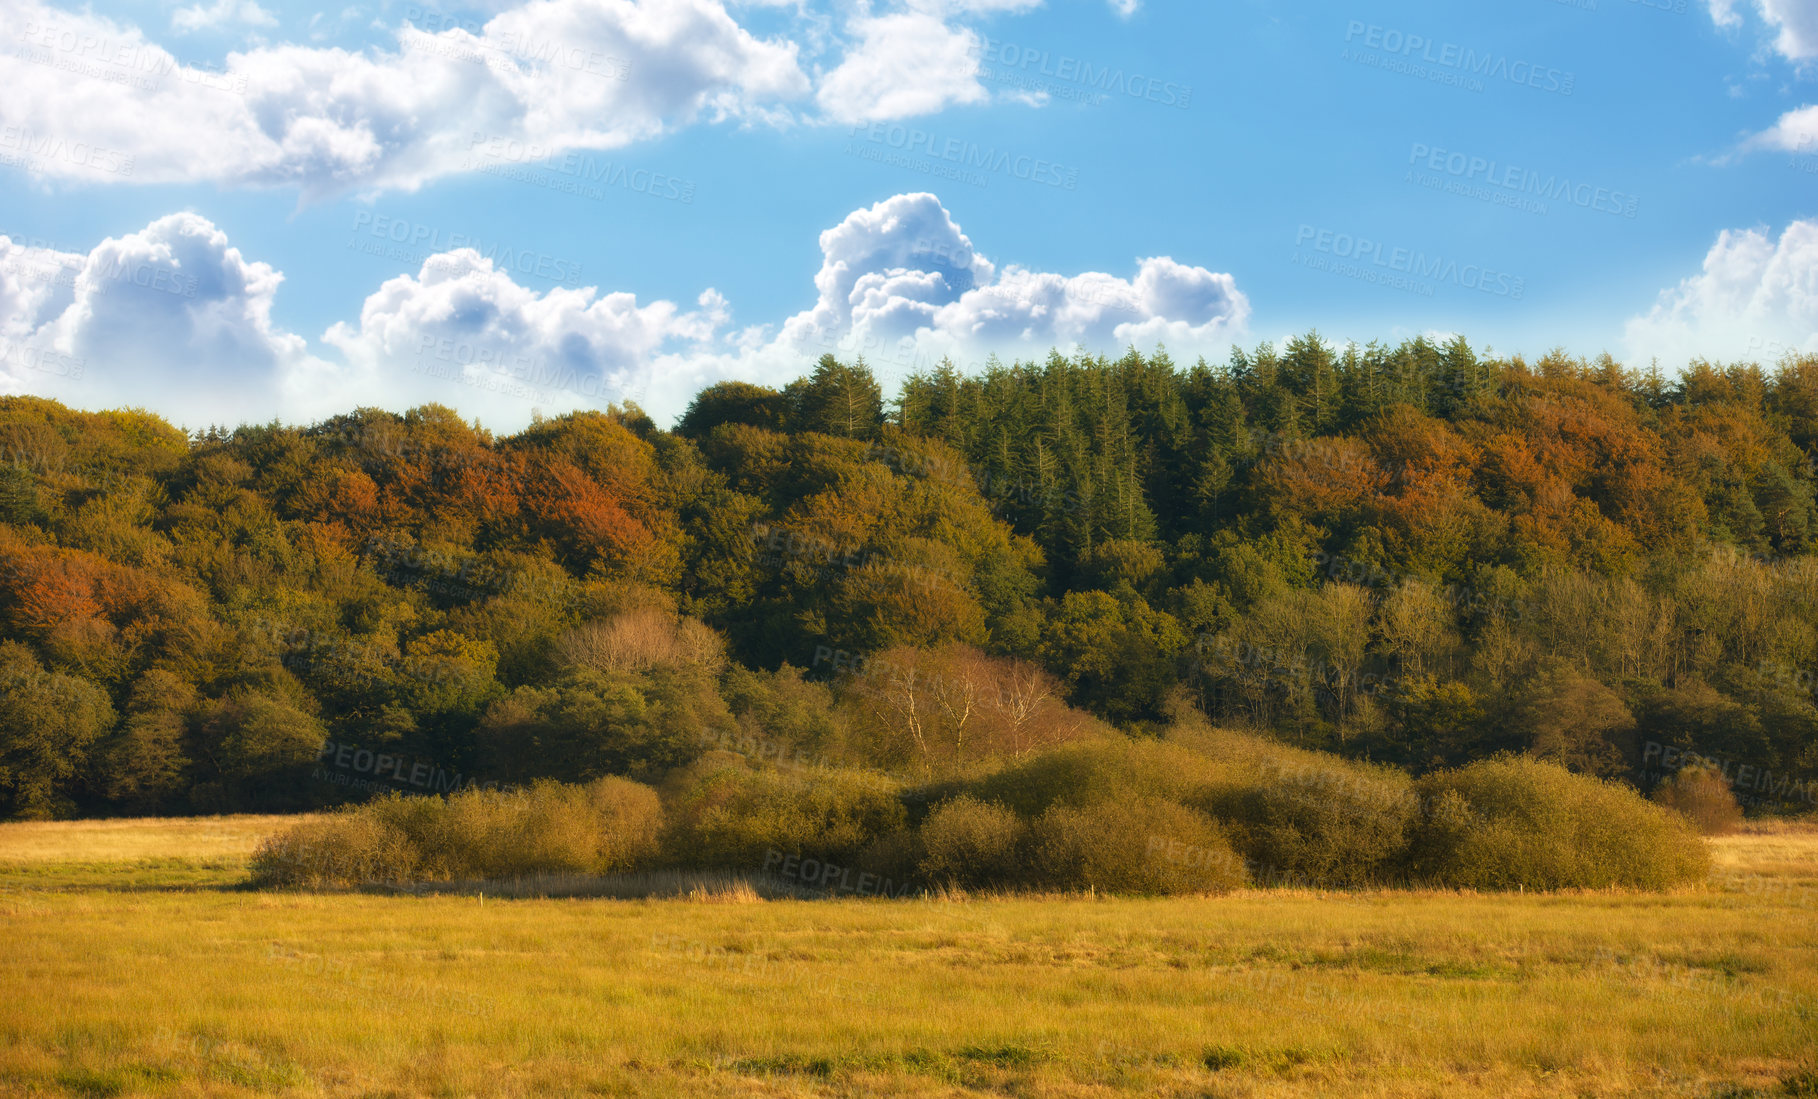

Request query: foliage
[
  {"left": 915, "top": 795, "right": 1023, "bottom": 889},
  {"left": 3, "top": 342, "right": 1818, "bottom": 829},
  {"left": 248, "top": 776, "right": 663, "bottom": 888},
  {"left": 658, "top": 756, "right": 907, "bottom": 870},
  {"left": 1409, "top": 757, "right": 1710, "bottom": 890},
  {"left": 1651, "top": 763, "right": 1744, "bottom": 835},
  {"left": 1022, "top": 797, "right": 1245, "bottom": 895}
]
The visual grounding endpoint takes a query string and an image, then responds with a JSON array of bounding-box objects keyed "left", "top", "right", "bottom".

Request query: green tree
[
  {"left": 0, "top": 642, "right": 115, "bottom": 818},
  {"left": 788, "top": 356, "right": 885, "bottom": 439}
]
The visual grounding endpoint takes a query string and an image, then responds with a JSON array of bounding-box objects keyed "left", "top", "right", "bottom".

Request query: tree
[
  {"left": 190, "top": 688, "right": 326, "bottom": 811},
  {"left": 97, "top": 668, "right": 197, "bottom": 811},
  {"left": 1508, "top": 666, "right": 1635, "bottom": 777},
  {"left": 789, "top": 356, "right": 884, "bottom": 440},
  {"left": 1651, "top": 763, "right": 1743, "bottom": 835},
  {"left": 0, "top": 642, "right": 115, "bottom": 818},
  {"left": 676, "top": 381, "right": 792, "bottom": 438}
]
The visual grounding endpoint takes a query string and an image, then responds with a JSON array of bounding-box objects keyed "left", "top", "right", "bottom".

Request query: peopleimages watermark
[
  {"left": 400, "top": 4, "right": 629, "bottom": 84},
  {"left": 1788, "top": 133, "right": 1818, "bottom": 176},
  {"left": 762, "top": 849, "right": 916, "bottom": 898},
  {"left": 315, "top": 739, "right": 511, "bottom": 796},
  {"left": 268, "top": 943, "right": 495, "bottom": 1018},
  {"left": 1639, "top": 740, "right": 1816, "bottom": 810},
  {"left": 464, "top": 134, "right": 695, "bottom": 203},
  {"left": 1293, "top": 224, "right": 1526, "bottom": 299},
  {"left": 348, "top": 211, "right": 585, "bottom": 286},
  {"left": 846, "top": 123, "right": 1080, "bottom": 190},
  {"left": 0, "top": 125, "right": 134, "bottom": 177},
  {"left": 650, "top": 934, "right": 885, "bottom": 1005},
  {"left": 1407, "top": 142, "right": 1639, "bottom": 219},
  {"left": 1343, "top": 22, "right": 1575, "bottom": 97},
  {"left": 1, "top": 243, "right": 196, "bottom": 299},
  {"left": 9, "top": 20, "right": 248, "bottom": 96},
  {"left": 0, "top": 336, "right": 84, "bottom": 379},
  {"left": 413, "top": 334, "right": 648, "bottom": 409},
  {"left": 972, "top": 37, "right": 1191, "bottom": 109}
]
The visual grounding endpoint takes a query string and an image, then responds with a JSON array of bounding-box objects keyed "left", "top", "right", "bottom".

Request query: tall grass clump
[
  {"left": 1650, "top": 763, "right": 1744, "bottom": 835},
  {"left": 1409, "top": 757, "right": 1709, "bottom": 890},
  {"left": 249, "top": 777, "right": 662, "bottom": 888}
]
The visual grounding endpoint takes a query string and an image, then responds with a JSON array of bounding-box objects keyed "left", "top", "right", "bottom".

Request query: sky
[{"left": 0, "top": 0, "right": 1815, "bottom": 430}]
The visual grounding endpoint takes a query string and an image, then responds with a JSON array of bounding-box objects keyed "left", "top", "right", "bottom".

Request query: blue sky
[{"left": 1, "top": 0, "right": 1815, "bottom": 428}]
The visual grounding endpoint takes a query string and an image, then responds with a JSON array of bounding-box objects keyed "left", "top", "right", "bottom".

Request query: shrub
[
  {"left": 660, "top": 758, "right": 907, "bottom": 872},
  {"left": 248, "top": 812, "right": 418, "bottom": 889},
  {"left": 249, "top": 777, "right": 663, "bottom": 888},
  {"left": 1409, "top": 757, "right": 1709, "bottom": 890},
  {"left": 964, "top": 739, "right": 1216, "bottom": 818},
  {"left": 1197, "top": 754, "right": 1420, "bottom": 888},
  {"left": 917, "top": 796, "right": 1023, "bottom": 889},
  {"left": 1651, "top": 764, "right": 1744, "bottom": 835},
  {"left": 1023, "top": 797, "right": 1246, "bottom": 895}
]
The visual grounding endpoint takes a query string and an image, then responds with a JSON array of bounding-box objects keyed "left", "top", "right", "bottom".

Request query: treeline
[{"left": 1, "top": 335, "right": 1817, "bottom": 821}]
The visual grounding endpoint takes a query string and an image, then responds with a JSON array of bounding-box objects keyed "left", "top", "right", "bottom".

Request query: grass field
[{"left": 2, "top": 816, "right": 1816, "bottom": 1097}]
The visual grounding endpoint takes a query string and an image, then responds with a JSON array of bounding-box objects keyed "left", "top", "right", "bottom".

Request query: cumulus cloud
[
  {"left": 0, "top": 0, "right": 810, "bottom": 196},
  {"left": 0, "top": 214, "right": 321, "bottom": 421},
  {"left": 2, "top": 195, "right": 1249, "bottom": 426},
  {"left": 1707, "top": 0, "right": 1818, "bottom": 61},
  {"left": 320, "top": 250, "right": 731, "bottom": 422},
  {"left": 765, "top": 193, "right": 1248, "bottom": 386},
  {"left": 1745, "top": 103, "right": 1818, "bottom": 154},
  {"left": 814, "top": 11, "right": 986, "bottom": 123},
  {"left": 0, "top": 0, "right": 1112, "bottom": 196},
  {"left": 1624, "top": 219, "right": 1818, "bottom": 366}
]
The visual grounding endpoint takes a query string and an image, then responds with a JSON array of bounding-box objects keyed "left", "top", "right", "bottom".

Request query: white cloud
[
  {"left": 1707, "top": 0, "right": 1818, "bottom": 61},
  {"left": 0, "top": 214, "right": 323, "bottom": 421},
  {"left": 1759, "top": 0, "right": 1818, "bottom": 60},
  {"left": 2, "top": 195, "right": 1249, "bottom": 426},
  {"left": 906, "top": 0, "right": 1045, "bottom": 14},
  {"left": 814, "top": 11, "right": 986, "bottom": 123},
  {"left": 0, "top": 0, "right": 810, "bottom": 197},
  {"left": 320, "top": 250, "right": 730, "bottom": 423},
  {"left": 1106, "top": 0, "right": 1140, "bottom": 16},
  {"left": 1624, "top": 219, "right": 1818, "bottom": 366},
  {"left": 0, "top": 0, "right": 1103, "bottom": 197},
  {"left": 766, "top": 192, "right": 1248, "bottom": 387},
  {"left": 171, "top": 0, "right": 277, "bottom": 34},
  {"left": 1745, "top": 103, "right": 1818, "bottom": 153}
]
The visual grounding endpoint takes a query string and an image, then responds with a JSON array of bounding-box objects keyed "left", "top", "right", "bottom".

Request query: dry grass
[
  {"left": 0, "top": 813, "right": 320, "bottom": 864},
  {"left": 401, "top": 869, "right": 805, "bottom": 901},
  {"left": 0, "top": 815, "right": 1815, "bottom": 1097}
]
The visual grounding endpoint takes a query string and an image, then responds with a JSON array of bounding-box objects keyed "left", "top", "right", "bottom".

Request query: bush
[
  {"left": 660, "top": 758, "right": 907, "bottom": 872},
  {"left": 248, "top": 812, "right": 419, "bottom": 889},
  {"left": 1651, "top": 764, "right": 1744, "bottom": 835},
  {"left": 1023, "top": 797, "right": 1246, "bottom": 895},
  {"left": 249, "top": 777, "right": 663, "bottom": 888},
  {"left": 917, "top": 796, "right": 1023, "bottom": 889},
  {"left": 1409, "top": 757, "right": 1709, "bottom": 890},
  {"left": 964, "top": 739, "right": 1217, "bottom": 818},
  {"left": 1197, "top": 754, "right": 1420, "bottom": 888}
]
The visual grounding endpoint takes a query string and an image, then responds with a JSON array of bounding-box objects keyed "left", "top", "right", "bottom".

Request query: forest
[{"left": 2, "top": 334, "right": 1816, "bottom": 825}]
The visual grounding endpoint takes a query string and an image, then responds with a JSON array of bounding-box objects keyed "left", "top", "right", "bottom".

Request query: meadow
[{"left": 2, "top": 816, "right": 1816, "bottom": 1097}]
